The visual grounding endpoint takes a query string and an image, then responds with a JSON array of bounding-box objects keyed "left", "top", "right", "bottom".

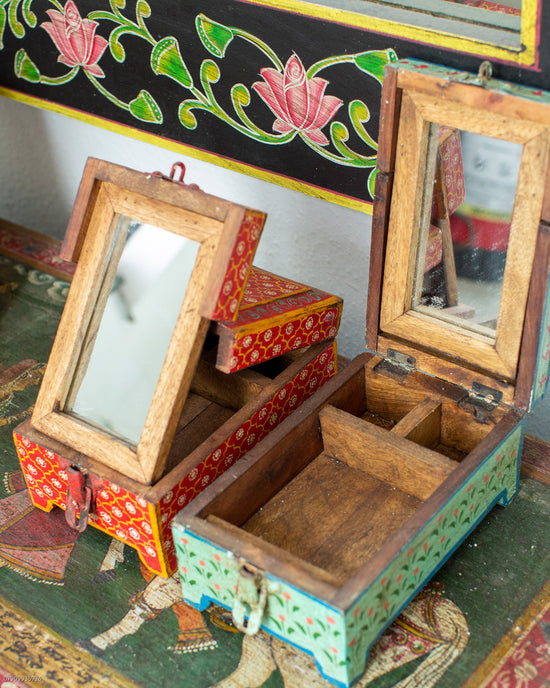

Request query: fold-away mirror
[
  {"left": 379, "top": 63, "right": 550, "bottom": 382},
  {"left": 31, "top": 159, "right": 265, "bottom": 484}
]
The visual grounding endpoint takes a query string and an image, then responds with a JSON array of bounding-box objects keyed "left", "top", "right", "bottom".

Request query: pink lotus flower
[
  {"left": 42, "top": 1, "right": 108, "bottom": 77},
  {"left": 253, "top": 54, "right": 343, "bottom": 145}
]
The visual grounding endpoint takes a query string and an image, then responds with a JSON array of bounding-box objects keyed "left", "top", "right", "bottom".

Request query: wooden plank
[
  {"left": 366, "top": 170, "right": 393, "bottom": 352},
  {"left": 319, "top": 404, "right": 458, "bottom": 500},
  {"left": 164, "top": 401, "right": 235, "bottom": 474},
  {"left": 61, "top": 157, "right": 101, "bottom": 263},
  {"left": 376, "top": 63, "right": 401, "bottom": 174},
  {"left": 332, "top": 408, "right": 523, "bottom": 609},
  {"left": 243, "top": 451, "right": 420, "bottom": 584},
  {"left": 186, "top": 516, "right": 340, "bottom": 603},
  {"left": 391, "top": 397, "right": 442, "bottom": 448},
  {"left": 191, "top": 356, "right": 269, "bottom": 408},
  {"left": 205, "top": 514, "right": 341, "bottom": 589},
  {"left": 514, "top": 222, "right": 550, "bottom": 410}
]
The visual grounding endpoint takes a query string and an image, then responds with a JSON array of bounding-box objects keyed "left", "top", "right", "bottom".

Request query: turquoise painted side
[
  {"left": 172, "top": 422, "right": 522, "bottom": 687},
  {"left": 532, "top": 276, "right": 550, "bottom": 407}
]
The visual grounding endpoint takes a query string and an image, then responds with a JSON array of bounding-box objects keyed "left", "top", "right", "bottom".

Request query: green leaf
[
  {"left": 354, "top": 49, "right": 398, "bottom": 84},
  {"left": 196, "top": 14, "right": 234, "bottom": 58},
  {"left": 129, "top": 89, "right": 163, "bottom": 123},
  {"left": 14, "top": 49, "right": 40, "bottom": 83},
  {"left": 368, "top": 167, "right": 378, "bottom": 200},
  {"left": 178, "top": 102, "right": 198, "bottom": 130},
  {"left": 151, "top": 36, "right": 192, "bottom": 88},
  {"left": 0, "top": 7, "right": 7, "bottom": 50}
]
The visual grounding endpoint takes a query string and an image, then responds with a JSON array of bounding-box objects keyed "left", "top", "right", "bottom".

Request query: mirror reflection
[
  {"left": 413, "top": 125, "right": 522, "bottom": 338},
  {"left": 67, "top": 219, "right": 200, "bottom": 445}
]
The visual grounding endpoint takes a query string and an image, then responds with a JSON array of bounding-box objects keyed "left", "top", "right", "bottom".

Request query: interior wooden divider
[
  {"left": 319, "top": 404, "right": 458, "bottom": 500},
  {"left": 391, "top": 397, "right": 442, "bottom": 448}
]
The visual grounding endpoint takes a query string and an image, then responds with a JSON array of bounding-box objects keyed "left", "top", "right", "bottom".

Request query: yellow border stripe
[
  {"left": 247, "top": 0, "right": 538, "bottom": 67},
  {"left": 0, "top": 86, "right": 372, "bottom": 215}
]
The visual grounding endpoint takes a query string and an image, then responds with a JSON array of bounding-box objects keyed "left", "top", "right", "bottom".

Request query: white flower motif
[
  {"left": 99, "top": 490, "right": 109, "bottom": 500},
  {"left": 247, "top": 433, "right": 256, "bottom": 445},
  {"left": 113, "top": 506, "right": 123, "bottom": 518},
  {"left": 306, "top": 317, "right": 314, "bottom": 330},
  {"left": 269, "top": 413, "right": 279, "bottom": 426},
  {"left": 328, "top": 361, "right": 335, "bottom": 373},
  {"left": 312, "top": 332, "right": 320, "bottom": 341},
  {"left": 58, "top": 470, "right": 68, "bottom": 481},
  {"left": 178, "top": 495, "right": 187, "bottom": 506},
  {"left": 162, "top": 513, "right": 169, "bottom": 523},
  {"left": 263, "top": 329, "right": 273, "bottom": 342},
  {"left": 28, "top": 464, "right": 38, "bottom": 475},
  {"left": 45, "top": 450, "right": 56, "bottom": 460},
  {"left": 320, "top": 353, "right": 328, "bottom": 365},
  {"left": 236, "top": 241, "right": 245, "bottom": 256},
  {"left": 52, "top": 478, "right": 63, "bottom": 489},
  {"left": 142, "top": 521, "right": 153, "bottom": 534},
  {"left": 37, "top": 457, "right": 47, "bottom": 468},
  {"left": 239, "top": 264, "right": 248, "bottom": 280},
  {"left": 230, "top": 299, "right": 238, "bottom": 313},
  {"left": 250, "top": 350, "right": 260, "bottom": 362},
  {"left": 35, "top": 488, "right": 43, "bottom": 497},
  {"left": 273, "top": 344, "right": 282, "bottom": 355},
  {"left": 300, "top": 370, "right": 308, "bottom": 381},
  {"left": 213, "top": 449, "right": 222, "bottom": 462},
  {"left": 145, "top": 545, "right": 156, "bottom": 556},
  {"left": 129, "top": 527, "right": 140, "bottom": 540},
  {"left": 26, "top": 476, "right": 35, "bottom": 485},
  {"left": 236, "top": 428, "right": 245, "bottom": 440},
  {"left": 163, "top": 491, "right": 173, "bottom": 504},
  {"left": 309, "top": 377, "right": 318, "bottom": 389},
  {"left": 259, "top": 407, "right": 267, "bottom": 420},
  {"left": 294, "top": 337, "right": 303, "bottom": 348},
  {"left": 100, "top": 511, "right": 112, "bottom": 523},
  {"left": 278, "top": 388, "right": 287, "bottom": 400},
  {"left": 223, "top": 280, "right": 233, "bottom": 296},
  {"left": 243, "top": 336, "right": 253, "bottom": 348},
  {"left": 329, "top": 327, "right": 337, "bottom": 337},
  {"left": 110, "top": 483, "right": 121, "bottom": 494},
  {"left": 188, "top": 468, "right": 198, "bottom": 481},
  {"left": 285, "top": 323, "right": 294, "bottom": 335},
  {"left": 44, "top": 485, "right": 53, "bottom": 496},
  {"left": 137, "top": 497, "right": 148, "bottom": 508},
  {"left": 125, "top": 501, "right": 137, "bottom": 515},
  {"left": 116, "top": 529, "right": 127, "bottom": 540},
  {"left": 202, "top": 476, "right": 210, "bottom": 486},
  {"left": 289, "top": 394, "right": 298, "bottom": 407}
]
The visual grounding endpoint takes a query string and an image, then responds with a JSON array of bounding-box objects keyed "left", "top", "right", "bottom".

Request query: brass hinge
[
  {"left": 459, "top": 382, "right": 503, "bottom": 422},
  {"left": 374, "top": 348, "right": 416, "bottom": 379}
]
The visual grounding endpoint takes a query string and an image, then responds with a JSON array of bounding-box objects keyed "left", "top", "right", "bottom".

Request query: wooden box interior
[
  {"left": 188, "top": 354, "right": 519, "bottom": 594},
  {"left": 160, "top": 333, "right": 312, "bottom": 479}
]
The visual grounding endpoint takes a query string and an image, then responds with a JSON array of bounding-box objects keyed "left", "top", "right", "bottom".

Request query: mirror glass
[
  {"left": 67, "top": 219, "right": 200, "bottom": 445},
  {"left": 413, "top": 125, "right": 522, "bottom": 338}
]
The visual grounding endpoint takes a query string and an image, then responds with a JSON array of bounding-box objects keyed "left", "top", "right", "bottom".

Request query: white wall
[{"left": 1, "top": 95, "right": 548, "bottom": 442}]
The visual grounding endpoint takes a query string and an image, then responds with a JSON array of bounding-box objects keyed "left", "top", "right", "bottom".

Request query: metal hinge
[
  {"left": 459, "top": 382, "right": 503, "bottom": 422},
  {"left": 374, "top": 348, "right": 416, "bottom": 379}
]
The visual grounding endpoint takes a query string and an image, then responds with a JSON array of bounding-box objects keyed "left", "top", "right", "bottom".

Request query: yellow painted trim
[
  {"left": 247, "top": 0, "right": 538, "bottom": 67},
  {"left": 0, "top": 86, "right": 372, "bottom": 215}
]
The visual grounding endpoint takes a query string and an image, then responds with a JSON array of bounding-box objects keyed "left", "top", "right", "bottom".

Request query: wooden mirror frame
[
  {"left": 378, "top": 63, "right": 550, "bottom": 382},
  {"left": 31, "top": 159, "right": 265, "bottom": 484}
]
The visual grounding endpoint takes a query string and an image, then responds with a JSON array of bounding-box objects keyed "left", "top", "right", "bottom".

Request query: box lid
[{"left": 367, "top": 60, "right": 550, "bottom": 412}]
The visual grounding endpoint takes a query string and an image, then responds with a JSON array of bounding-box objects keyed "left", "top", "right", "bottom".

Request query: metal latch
[
  {"left": 458, "top": 382, "right": 503, "bottom": 422},
  {"left": 232, "top": 563, "right": 268, "bottom": 635},
  {"left": 374, "top": 348, "right": 416, "bottom": 379},
  {"left": 65, "top": 465, "right": 92, "bottom": 533}
]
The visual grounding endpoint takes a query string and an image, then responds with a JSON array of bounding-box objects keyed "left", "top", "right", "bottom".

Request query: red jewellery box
[
  {"left": 13, "top": 158, "right": 342, "bottom": 576},
  {"left": 171, "top": 60, "right": 550, "bottom": 686}
]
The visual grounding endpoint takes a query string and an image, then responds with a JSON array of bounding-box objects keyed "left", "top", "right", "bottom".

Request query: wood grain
[{"left": 319, "top": 404, "right": 457, "bottom": 500}]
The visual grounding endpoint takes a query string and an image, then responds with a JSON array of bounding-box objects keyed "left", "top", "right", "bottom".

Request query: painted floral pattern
[
  {"left": 42, "top": 0, "right": 108, "bottom": 76},
  {"left": 3, "top": 0, "right": 397, "bottom": 197},
  {"left": 173, "top": 423, "right": 522, "bottom": 686},
  {"left": 253, "top": 54, "right": 343, "bottom": 146}
]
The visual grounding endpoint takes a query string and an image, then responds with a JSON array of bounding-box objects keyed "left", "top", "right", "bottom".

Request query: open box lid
[
  {"left": 31, "top": 158, "right": 267, "bottom": 484},
  {"left": 367, "top": 59, "right": 550, "bottom": 413}
]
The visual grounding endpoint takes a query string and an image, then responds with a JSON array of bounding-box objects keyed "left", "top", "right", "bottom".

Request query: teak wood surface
[
  {"left": 181, "top": 352, "right": 522, "bottom": 609},
  {"left": 372, "top": 62, "right": 550, "bottom": 403},
  {"left": 32, "top": 159, "right": 261, "bottom": 484}
]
